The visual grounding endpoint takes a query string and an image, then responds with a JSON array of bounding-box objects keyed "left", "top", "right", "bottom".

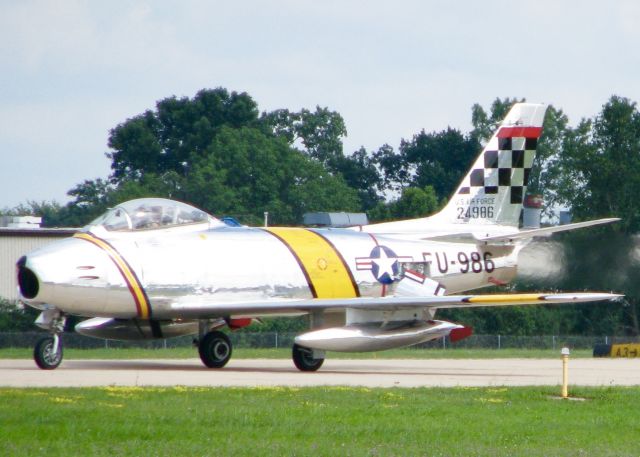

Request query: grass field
[
  {"left": 0, "top": 347, "right": 594, "bottom": 360},
  {"left": 1, "top": 386, "right": 639, "bottom": 456}
]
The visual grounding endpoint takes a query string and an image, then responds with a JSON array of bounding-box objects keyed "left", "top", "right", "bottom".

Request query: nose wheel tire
[
  {"left": 292, "top": 344, "right": 324, "bottom": 371},
  {"left": 198, "top": 331, "right": 232, "bottom": 368},
  {"left": 34, "top": 336, "right": 63, "bottom": 370}
]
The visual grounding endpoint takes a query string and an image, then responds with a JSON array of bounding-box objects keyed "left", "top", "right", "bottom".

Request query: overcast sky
[{"left": 1, "top": 0, "right": 639, "bottom": 209}]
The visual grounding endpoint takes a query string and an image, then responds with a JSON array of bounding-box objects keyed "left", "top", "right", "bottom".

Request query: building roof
[{"left": 0, "top": 227, "right": 78, "bottom": 238}]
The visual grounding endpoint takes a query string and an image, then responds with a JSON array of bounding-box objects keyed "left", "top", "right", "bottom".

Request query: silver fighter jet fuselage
[{"left": 20, "top": 219, "right": 518, "bottom": 321}]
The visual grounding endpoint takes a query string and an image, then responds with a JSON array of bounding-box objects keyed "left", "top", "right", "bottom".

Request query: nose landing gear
[
  {"left": 33, "top": 310, "right": 66, "bottom": 370},
  {"left": 34, "top": 334, "right": 63, "bottom": 369}
]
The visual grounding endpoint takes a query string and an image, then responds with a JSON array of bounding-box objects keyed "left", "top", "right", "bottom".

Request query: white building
[{"left": 0, "top": 228, "right": 76, "bottom": 301}]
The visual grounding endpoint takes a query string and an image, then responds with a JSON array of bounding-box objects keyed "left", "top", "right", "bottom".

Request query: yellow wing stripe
[
  {"left": 464, "top": 294, "right": 545, "bottom": 304},
  {"left": 74, "top": 233, "right": 151, "bottom": 319},
  {"left": 265, "top": 228, "right": 358, "bottom": 299}
]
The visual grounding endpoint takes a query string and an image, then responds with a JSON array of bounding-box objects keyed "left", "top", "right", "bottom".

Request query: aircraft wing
[
  {"left": 475, "top": 218, "right": 620, "bottom": 243},
  {"left": 170, "top": 292, "right": 621, "bottom": 318}
]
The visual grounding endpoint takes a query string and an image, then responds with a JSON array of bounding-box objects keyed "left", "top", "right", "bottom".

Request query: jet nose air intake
[
  {"left": 16, "top": 236, "right": 118, "bottom": 313},
  {"left": 17, "top": 256, "right": 40, "bottom": 299}
]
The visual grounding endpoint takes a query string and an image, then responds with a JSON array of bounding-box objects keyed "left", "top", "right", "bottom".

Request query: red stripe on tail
[{"left": 497, "top": 126, "right": 542, "bottom": 138}]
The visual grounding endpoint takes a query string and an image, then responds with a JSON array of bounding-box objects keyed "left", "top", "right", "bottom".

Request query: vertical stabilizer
[
  {"left": 362, "top": 103, "right": 548, "bottom": 239},
  {"left": 433, "top": 103, "right": 547, "bottom": 226}
]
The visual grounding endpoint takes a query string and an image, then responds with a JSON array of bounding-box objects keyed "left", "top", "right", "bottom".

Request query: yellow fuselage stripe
[
  {"left": 74, "top": 233, "right": 150, "bottom": 319},
  {"left": 265, "top": 228, "right": 358, "bottom": 299}
]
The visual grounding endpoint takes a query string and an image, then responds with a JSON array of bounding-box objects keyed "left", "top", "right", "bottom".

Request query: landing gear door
[{"left": 396, "top": 261, "right": 445, "bottom": 297}]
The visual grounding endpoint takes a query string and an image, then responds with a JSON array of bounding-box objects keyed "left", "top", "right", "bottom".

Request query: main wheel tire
[
  {"left": 34, "top": 336, "right": 63, "bottom": 370},
  {"left": 292, "top": 343, "right": 324, "bottom": 372},
  {"left": 198, "top": 331, "right": 232, "bottom": 368}
]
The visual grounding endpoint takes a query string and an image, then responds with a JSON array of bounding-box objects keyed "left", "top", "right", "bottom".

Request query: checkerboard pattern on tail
[
  {"left": 457, "top": 127, "right": 541, "bottom": 205},
  {"left": 431, "top": 103, "right": 547, "bottom": 227}
]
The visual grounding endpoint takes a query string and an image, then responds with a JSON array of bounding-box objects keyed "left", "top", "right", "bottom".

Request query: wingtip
[{"left": 543, "top": 292, "right": 624, "bottom": 302}]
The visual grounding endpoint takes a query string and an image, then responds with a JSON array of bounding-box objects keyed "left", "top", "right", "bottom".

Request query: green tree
[
  {"left": 557, "top": 230, "right": 639, "bottom": 335},
  {"left": 62, "top": 178, "right": 115, "bottom": 225},
  {"left": 552, "top": 99, "right": 640, "bottom": 334},
  {"left": 263, "top": 107, "right": 382, "bottom": 210},
  {"left": 0, "top": 299, "right": 39, "bottom": 331},
  {"left": 108, "top": 88, "right": 259, "bottom": 181},
  {"left": 2, "top": 201, "right": 67, "bottom": 228},
  {"left": 285, "top": 159, "right": 361, "bottom": 224},
  {"left": 58, "top": 90, "right": 365, "bottom": 226},
  {"left": 526, "top": 105, "right": 570, "bottom": 215},
  {"left": 182, "top": 126, "right": 359, "bottom": 224},
  {"left": 373, "top": 143, "right": 406, "bottom": 192},
  {"left": 470, "top": 97, "right": 523, "bottom": 144},
  {"left": 111, "top": 122, "right": 361, "bottom": 225},
  {"left": 331, "top": 147, "right": 382, "bottom": 211},
  {"left": 369, "top": 186, "right": 440, "bottom": 222},
  {"left": 374, "top": 128, "right": 478, "bottom": 204},
  {"left": 262, "top": 106, "right": 347, "bottom": 168},
  {"left": 557, "top": 96, "right": 640, "bottom": 232}
]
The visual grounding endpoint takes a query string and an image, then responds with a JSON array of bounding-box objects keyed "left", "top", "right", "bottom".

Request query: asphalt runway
[{"left": 1, "top": 358, "right": 639, "bottom": 388}]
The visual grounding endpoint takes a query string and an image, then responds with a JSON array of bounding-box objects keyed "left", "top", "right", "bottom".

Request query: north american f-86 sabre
[{"left": 17, "top": 103, "right": 621, "bottom": 370}]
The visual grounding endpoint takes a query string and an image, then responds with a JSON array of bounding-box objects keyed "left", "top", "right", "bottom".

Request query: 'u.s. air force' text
[{"left": 455, "top": 197, "right": 496, "bottom": 220}]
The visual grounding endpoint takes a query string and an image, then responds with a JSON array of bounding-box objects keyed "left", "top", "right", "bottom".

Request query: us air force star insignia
[
  {"left": 371, "top": 247, "right": 397, "bottom": 284},
  {"left": 356, "top": 246, "right": 412, "bottom": 285}
]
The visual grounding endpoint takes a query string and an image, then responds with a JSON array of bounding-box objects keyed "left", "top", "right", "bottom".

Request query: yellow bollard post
[{"left": 561, "top": 347, "right": 570, "bottom": 399}]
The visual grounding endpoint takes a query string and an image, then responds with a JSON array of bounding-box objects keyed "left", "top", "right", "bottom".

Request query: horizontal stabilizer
[{"left": 477, "top": 218, "right": 620, "bottom": 243}]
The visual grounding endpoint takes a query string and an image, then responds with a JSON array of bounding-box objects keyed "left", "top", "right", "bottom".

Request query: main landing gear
[
  {"left": 198, "top": 330, "right": 232, "bottom": 368},
  {"left": 291, "top": 310, "right": 325, "bottom": 371},
  {"left": 292, "top": 344, "right": 324, "bottom": 372},
  {"left": 33, "top": 310, "right": 66, "bottom": 370},
  {"left": 196, "top": 320, "right": 325, "bottom": 371},
  {"left": 196, "top": 320, "right": 233, "bottom": 369}
]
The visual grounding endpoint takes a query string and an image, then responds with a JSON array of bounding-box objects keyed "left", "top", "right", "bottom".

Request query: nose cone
[{"left": 17, "top": 237, "right": 110, "bottom": 310}]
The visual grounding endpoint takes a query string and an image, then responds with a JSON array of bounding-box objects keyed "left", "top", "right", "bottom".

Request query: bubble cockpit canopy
[{"left": 85, "top": 198, "right": 223, "bottom": 232}]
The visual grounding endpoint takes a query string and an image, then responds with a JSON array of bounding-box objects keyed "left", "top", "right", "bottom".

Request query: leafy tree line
[
  {"left": 0, "top": 299, "right": 39, "bottom": 332},
  {"left": 3, "top": 89, "right": 640, "bottom": 336},
  {"left": 11, "top": 91, "right": 637, "bottom": 231}
]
